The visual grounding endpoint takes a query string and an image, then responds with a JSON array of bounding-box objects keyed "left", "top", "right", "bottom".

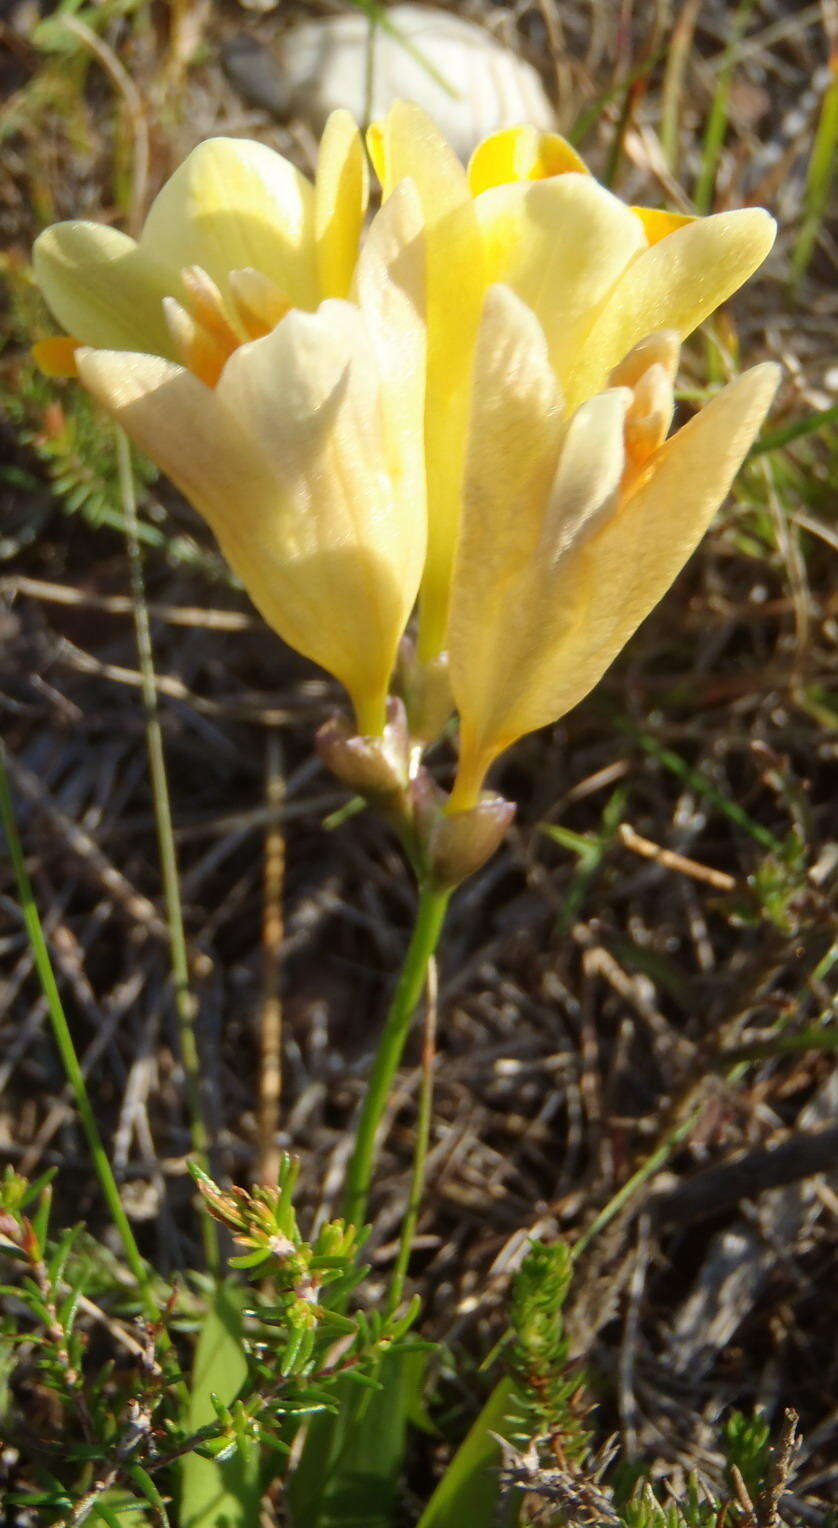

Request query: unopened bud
[
  {"left": 414, "top": 778, "right": 515, "bottom": 889},
  {"left": 394, "top": 639, "right": 454, "bottom": 747},
  {"left": 316, "top": 697, "right": 410, "bottom": 804}
]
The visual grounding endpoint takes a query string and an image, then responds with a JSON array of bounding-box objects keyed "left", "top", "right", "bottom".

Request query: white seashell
[{"left": 271, "top": 4, "right": 555, "bottom": 158}]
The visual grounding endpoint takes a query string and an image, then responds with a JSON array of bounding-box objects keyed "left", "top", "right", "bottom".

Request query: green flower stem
[
  {"left": 342, "top": 882, "right": 450, "bottom": 1229},
  {"left": 0, "top": 747, "right": 154, "bottom": 1312},
  {"left": 387, "top": 952, "right": 439, "bottom": 1313}
]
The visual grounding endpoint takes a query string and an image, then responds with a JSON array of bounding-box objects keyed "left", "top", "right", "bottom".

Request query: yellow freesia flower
[
  {"left": 35, "top": 158, "right": 426, "bottom": 739},
  {"left": 368, "top": 102, "right": 777, "bottom": 660},
  {"left": 33, "top": 110, "right": 368, "bottom": 383},
  {"left": 446, "top": 285, "right": 780, "bottom": 809}
]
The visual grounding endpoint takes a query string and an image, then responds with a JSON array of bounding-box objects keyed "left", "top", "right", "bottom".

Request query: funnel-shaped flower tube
[
  {"left": 72, "top": 186, "right": 427, "bottom": 738},
  {"left": 368, "top": 102, "right": 777, "bottom": 659},
  {"left": 447, "top": 286, "right": 780, "bottom": 808},
  {"left": 33, "top": 110, "right": 368, "bottom": 380}
]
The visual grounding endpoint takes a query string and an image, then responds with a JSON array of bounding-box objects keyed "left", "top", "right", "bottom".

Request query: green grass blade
[
  {"left": 417, "top": 1377, "right": 518, "bottom": 1528},
  {"left": 618, "top": 723, "right": 781, "bottom": 853},
  {"left": 694, "top": 0, "right": 759, "bottom": 213},
  {"left": 116, "top": 428, "right": 219, "bottom": 1272},
  {"left": 180, "top": 1284, "right": 260, "bottom": 1528},
  {"left": 792, "top": 66, "right": 838, "bottom": 282},
  {"left": 748, "top": 403, "right": 838, "bottom": 458},
  {"left": 0, "top": 746, "right": 153, "bottom": 1310}
]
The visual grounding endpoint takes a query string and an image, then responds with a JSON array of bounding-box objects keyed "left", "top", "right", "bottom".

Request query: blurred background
[{"left": 0, "top": 0, "right": 836, "bottom": 1511}]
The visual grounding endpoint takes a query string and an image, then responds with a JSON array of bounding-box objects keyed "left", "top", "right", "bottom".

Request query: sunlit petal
[
  {"left": 141, "top": 136, "right": 318, "bottom": 310},
  {"left": 467, "top": 125, "right": 589, "bottom": 195},
  {"left": 543, "top": 387, "right": 631, "bottom": 562},
  {"left": 473, "top": 174, "right": 647, "bottom": 392},
  {"left": 216, "top": 301, "right": 425, "bottom": 730},
  {"left": 566, "top": 208, "right": 777, "bottom": 407},
  {"left": 447, "top": 285, "right": 565, "bottom": 803},
  {"left": 369, "top": 99, "right": 484, "bottom": 657},
  {"left": 450, "top": 361, "right": 779, "bottom": 804},
  {"left": 315, "top": 109, "right": 369, "bottom": 300},
  {"left": 33, "top": 222, "right": 176, "bottom": 357}
]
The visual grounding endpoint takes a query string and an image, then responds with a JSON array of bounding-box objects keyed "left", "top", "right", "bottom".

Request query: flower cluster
[{"left": 34, "top": 103, "right": 778, "bottom": 883}]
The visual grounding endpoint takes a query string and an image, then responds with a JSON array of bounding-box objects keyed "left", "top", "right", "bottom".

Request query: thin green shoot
[
  {"left": 116, "top": 428, "right": 219, "bottom": 1273},
  {"left": 660, "top": 0, "right": 701, "bottom": 173},
  {"left": 694, "top": 0, "right": 759, "bottom": 214},
  {"left": 619, "top": 723, "right": 782, "bottom": 854},
  {"left": 0, "top": 746, "right": 153, "bottom": 1311},
  {"left": 792, "top": 65, "right": 838, "bottom": 283},
  {"left": 748, "top": 403, "right": 838, "bottom": 458}
]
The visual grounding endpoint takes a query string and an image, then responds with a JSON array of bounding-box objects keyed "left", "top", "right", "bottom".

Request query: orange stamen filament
[
  {"left": 622, "top": 362, "right": 675, "bottom": 483},
  {"left": 165, "top": 264, "right": 294, "bottom": 385}
]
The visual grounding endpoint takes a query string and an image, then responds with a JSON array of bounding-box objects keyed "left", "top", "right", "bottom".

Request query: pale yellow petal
[
  {"left": 75, "top": 348, "right": 276, "bottom": 533},
  {"left": 33, "top": 222, "right": 176, "bottom": 356},
  {"left": 77, "top": 335, "right": 414, "bottom": 733},
  {"left": 315, "top": 109, "right": 369, "bottom": 300},
  {"left": 353, "top": 181, "right": 427, "bottom": 517},
  {"left": 216, "top": 302, "right": 424, "bottom": 730},
  {"left": 447, "top": 286, "right": 564, "bottom": 803},
  {"left": 588, "top": 361, "right": 781, "bottom": 644},
  {"left": 467, "top": 125, "right": 589, "bottom": 196},
  {"left": 473, "top": 175, "right": 647, "bottom": 394},
  {"left": 566, "top": 208, "right": 776, "bottom": 408},
  {"left": 369, "top": 100, "right": 468, "bottom": 204},
  {"left": 543, "top": 388, "right": 631, "bottom": 562},
  {"left": 368, "top": 101, "right": 485, "bottom": 658},
  {"left": 452, "top": 363, "right": 779, "bottom": 804},
  {"left": 608, "top": 330, "right": 680, "bottom": 388},
  {"left": 141, "top": 136, "right": 318, "bottom": 311},
  {"left": 228, "top": 268, "right": 292, "bottom": 338}
]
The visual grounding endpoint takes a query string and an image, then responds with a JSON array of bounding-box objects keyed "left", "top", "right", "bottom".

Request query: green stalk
[
  {"left": 792, "top": 67, "right": 838, "bottom": 284},
  {"left": 116, "top": 429, "right": 219, "bottom": 1271},
  {"left": 0, "top": 747, "right": 154, "bottom": 1311},
  {"left": 387, "top": 953, "right": 439, "bottom": 1312},
  {"left": 693, "top": 0, "right": 757, "bottom": 214},
  {"left": 343, "top": 883, "right": 450, "bottom": 1228}
]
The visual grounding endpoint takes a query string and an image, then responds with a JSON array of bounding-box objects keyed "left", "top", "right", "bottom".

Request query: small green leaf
[
  {"left": 289, "top": 1348, "right": 427, "bottom": 1528},
  {"left": 123, "top": 1465, "right": 172, "bottom": 1527},
  {"left": 85, "top": 1492, "right": 151, "bottom": 1526},
  {"left": 179, "top": 1283, "right": 261, "bottom": 1528},
  {"left": 418, "top": 1377, "right": 519, "bottom": 1528}
]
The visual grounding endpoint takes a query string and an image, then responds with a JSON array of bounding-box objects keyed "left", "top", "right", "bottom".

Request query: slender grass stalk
[
  {"left": 719, "top": 1024, "right": 837, "bottom": 1064},
  {"left": 660, "top": 0, "right": 701, "bottom": 173},
  {"left": 792, "top": 65, "right": 838, "bottom": 284},
  {"left": 567, "top": 45, "right": 666, "bottom": 147},
  {"left": 342, "top": 883, "right": 450, "bottom": 1228},
  {"left": 116, "top": 428, "right": 219, "bottom": 1271},
  {"left": 258, "top": 730, "right": 285, "bottom": 1188},
  {"left": 603, "top": 75, "right": 639, "bottom": 190},
  {"left": 387, "top": 953, "right": 439, "bottom": 1313},
  {"left": 569, "top": 1106, "right": 702, "bottom": 1264},
  {"left": 747, "top": 402, "right": 838, "bottom": 458},
  {"left": 0, "top": 747, "right": 153, "bottom": 1310},
  {"left": 694, "top": 0, "right": 758, "bottom": 214}
]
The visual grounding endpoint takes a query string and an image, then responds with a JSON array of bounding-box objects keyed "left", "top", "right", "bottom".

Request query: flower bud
[
  {"left": 412, "top": 774, "right": 515, "bottom": 888},
  {"left": 394, "top": 637, "right": 454, "bottom": 746},
  {"left": 316, "top": 697, "right": 410, "bottom": 804}
]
